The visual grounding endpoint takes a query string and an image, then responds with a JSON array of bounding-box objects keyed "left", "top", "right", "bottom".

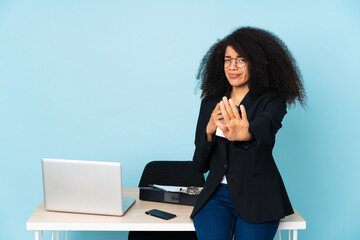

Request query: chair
[{"left": 128, "top": 161, "right": 205, "bottom": 240}]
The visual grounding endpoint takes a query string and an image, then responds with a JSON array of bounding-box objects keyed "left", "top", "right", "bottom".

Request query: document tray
[{"left": 139, "top": 187, "right": 198, "bottom": 206}]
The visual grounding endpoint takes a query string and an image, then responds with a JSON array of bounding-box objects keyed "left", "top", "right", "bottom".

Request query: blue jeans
[{"left": 193, "top": 184, "right": 279, "bottom": 240}]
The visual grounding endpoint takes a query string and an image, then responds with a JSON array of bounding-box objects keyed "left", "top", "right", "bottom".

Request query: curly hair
[{"left": 197, "top": 27, "right": 306, "bottom": 107}]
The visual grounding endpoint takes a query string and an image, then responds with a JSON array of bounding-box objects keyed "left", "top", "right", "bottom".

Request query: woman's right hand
[{"left": 206, "top": 103, "right": 222, "bottom": 142}]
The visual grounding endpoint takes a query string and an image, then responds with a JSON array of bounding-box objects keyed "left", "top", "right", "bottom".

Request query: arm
[
  {"left": 192, "top": 101, "right": 215, "bottom": 173},
  {"left": 248, "top": 95, "right": 287, "bottom": 146}
]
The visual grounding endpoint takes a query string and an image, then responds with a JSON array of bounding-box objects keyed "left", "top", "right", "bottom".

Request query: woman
[{"left": 191, "top": 27, "right": 306, "bottom": 240}]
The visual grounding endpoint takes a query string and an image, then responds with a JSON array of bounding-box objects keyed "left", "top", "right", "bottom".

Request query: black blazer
[{"left": 190, "top": 91, "right": 294, "bottom": 223}]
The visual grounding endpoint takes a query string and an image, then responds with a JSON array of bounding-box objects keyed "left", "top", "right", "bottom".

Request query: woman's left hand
[{"left": 216, "top": 97, "right": 253, "bottom": 141}]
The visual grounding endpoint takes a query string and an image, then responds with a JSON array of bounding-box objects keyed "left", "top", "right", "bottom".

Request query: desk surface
[{"left": 26, "top": 188, "right": 306, "bottom": 231}]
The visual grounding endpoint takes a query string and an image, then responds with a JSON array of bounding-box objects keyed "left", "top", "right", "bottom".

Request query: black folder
[{"left": 139, "top": 187, "right": 199, "bottom": 206}]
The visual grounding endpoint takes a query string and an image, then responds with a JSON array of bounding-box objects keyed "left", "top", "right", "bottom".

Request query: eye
[
  {"left": 236, "top": 57, "right": 246, "bottom": 62},
  {"left": 224, "top": 59, "right": 231, "bottom": 62}
]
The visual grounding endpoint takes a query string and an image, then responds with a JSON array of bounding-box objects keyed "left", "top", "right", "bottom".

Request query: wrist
[
  {"left": 206, "top": 125, "right": 215, "bottom": 136},
  {"left": 244, "top": 131, "right": 254, "bottom": 141},
  {"left": 237, "top": 130, "right": 253, "bottom": 141}
]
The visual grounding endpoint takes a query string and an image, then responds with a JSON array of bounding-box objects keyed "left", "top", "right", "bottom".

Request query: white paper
[
  {"left": 151, "top": 184, "right": 188, "bottom": 192},
  {"left": 215, "top": 127, "right": 225, "bottom": 138}
]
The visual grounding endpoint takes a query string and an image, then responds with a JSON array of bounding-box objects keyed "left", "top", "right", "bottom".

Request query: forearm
[{"left": 194, "top": 129, "right": 215, "bottom": 173}]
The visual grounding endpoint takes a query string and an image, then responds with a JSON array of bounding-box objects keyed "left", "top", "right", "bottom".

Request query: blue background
[{"left": 1, "top": 1, "right": 359, "bottom": 239}]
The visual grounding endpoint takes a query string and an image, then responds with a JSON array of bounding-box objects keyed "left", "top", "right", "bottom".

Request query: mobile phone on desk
[{"left": 145, "top": 209, "right": 177, "bottom": 220}]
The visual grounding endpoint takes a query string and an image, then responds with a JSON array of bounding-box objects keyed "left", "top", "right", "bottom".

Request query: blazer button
[{"left": 224, "top": 163, "right": 227, "bottom": 169}]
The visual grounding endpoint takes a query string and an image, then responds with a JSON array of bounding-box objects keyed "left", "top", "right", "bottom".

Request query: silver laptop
[{"left": 42, "top": 158, "right": 135, "bottom": 216}]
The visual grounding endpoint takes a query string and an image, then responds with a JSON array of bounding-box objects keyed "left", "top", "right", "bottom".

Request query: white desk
[{"left": 26, "top": 188, "right": 306, "bottom": 240}]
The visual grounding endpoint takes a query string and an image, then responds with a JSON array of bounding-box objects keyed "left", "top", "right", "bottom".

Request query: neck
[{"left": 230, "top": 86, "right": 249, "bottom": 105}]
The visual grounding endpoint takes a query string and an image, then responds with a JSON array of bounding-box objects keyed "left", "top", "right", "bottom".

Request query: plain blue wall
[{"left": 1, "top": 1, "right": 360, "bottom": 239}]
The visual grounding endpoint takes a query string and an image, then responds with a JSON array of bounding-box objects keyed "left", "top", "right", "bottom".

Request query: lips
[{"left": 229, "top": 74, "right": 240, "bottom": 79}]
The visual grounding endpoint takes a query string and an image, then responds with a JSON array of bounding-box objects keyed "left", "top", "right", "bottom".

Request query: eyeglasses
[{"left": 224, "top": 57, "right": 247, "bottom": 68}]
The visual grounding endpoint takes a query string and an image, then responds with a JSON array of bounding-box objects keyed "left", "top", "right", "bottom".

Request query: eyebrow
[{"left": 224, "top": 55, "right": 244, "bottom": 58}]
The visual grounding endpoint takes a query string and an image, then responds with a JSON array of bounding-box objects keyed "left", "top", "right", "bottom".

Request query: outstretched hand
[{"left": 216, "top": 97, "right": 253, "bottom": 141}]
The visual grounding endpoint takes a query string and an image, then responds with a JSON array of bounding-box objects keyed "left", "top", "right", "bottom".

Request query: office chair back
[
  {"left": 129, "top": 160, "right": 204, "bottom": 240},
  {"left": 138, "top": 160, "right": 205, "bottom": 187}
]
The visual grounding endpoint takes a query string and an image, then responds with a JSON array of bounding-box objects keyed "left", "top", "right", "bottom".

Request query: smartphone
[{"left": 145, "top": 209, "right": 177, "bottom": 220}]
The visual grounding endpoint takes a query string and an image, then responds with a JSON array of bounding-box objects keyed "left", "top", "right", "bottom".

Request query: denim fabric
[{"left": 193, "top": 184, "right": 279, "bottom": 240}]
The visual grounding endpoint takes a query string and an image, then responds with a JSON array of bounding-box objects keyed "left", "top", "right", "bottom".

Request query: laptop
[{"left": 42, "top": 158, "right": 135, "bottom": 216}]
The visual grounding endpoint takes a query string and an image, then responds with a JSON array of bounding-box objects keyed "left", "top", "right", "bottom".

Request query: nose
[{"left": 229, "top": 59, "right": 238, "bottom": 70}]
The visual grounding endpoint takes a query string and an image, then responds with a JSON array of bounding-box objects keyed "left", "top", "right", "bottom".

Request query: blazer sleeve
[
  {"left": 192, "top": 100, "right": 215, "bottom": 173},
  {"left": 248, "top": 94, "right": 287, "bottom": 146}
]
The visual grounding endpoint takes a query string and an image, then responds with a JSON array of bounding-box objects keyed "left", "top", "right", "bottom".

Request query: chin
[{"left": 228, "top": 79, "right": 248, "bottom": 88}]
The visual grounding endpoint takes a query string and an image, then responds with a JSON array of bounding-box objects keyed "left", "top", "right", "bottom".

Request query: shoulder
[
  {"left": 256, "top": 91, "right": 286, "bottom": 105},
  {"left": 200, "top": 97, "right": 220, "bottom": 111},
  {"left": 196, "top": 98, "right": 220, "bottom": 122},
  {"left": 259, "top": 91, "right": 280, "bottom": 100},
  {"left": 248, "top": 91, "right": 287, "bottom": 114}
]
